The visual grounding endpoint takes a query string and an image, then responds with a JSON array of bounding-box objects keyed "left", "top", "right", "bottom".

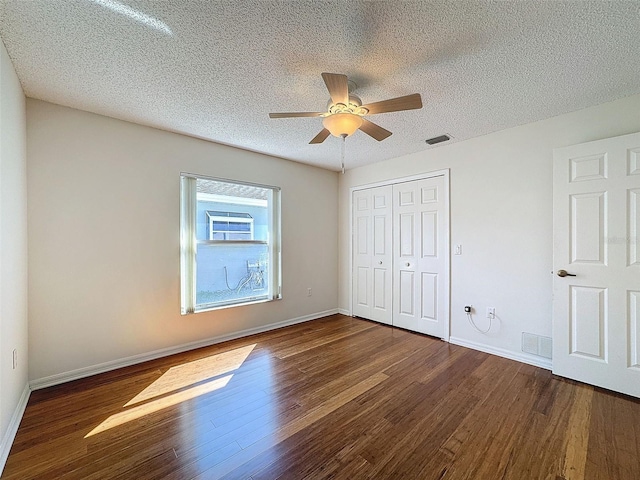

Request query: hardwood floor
[{"left": 3, "top": 314, "right": 640, "bottom": 479}]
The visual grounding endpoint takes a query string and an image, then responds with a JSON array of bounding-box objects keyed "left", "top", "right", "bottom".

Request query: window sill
[{"left": 182, "top": 294, "right": 281, "bottom": 315}]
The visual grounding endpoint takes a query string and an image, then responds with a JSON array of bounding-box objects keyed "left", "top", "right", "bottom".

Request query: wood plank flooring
[{"left": 3, "top": 314, "right": 640, "bottom": 479}]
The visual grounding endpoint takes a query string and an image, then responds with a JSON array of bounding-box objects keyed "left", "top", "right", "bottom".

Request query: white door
[
  {"left": 553, "top": 131, "right": 640, "bottom": 398},
  {"left": 352, "top": 185, "right": 393, "bottom": 324},
  {"left": 392, "top": 176, "right": 448, "bottom": 338}
]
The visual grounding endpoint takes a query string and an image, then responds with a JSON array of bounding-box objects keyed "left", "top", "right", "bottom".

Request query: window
[
  {"left": 180, "top": 174, "right": 281, "bottom": 313},
  {"left": 206, "top": 211, "right": 254, "bottom": 240}
]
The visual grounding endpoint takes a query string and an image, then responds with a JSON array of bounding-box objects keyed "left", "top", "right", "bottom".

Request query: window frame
[{"left": 180, "top": 173, "right": 282, "bottom": 314}]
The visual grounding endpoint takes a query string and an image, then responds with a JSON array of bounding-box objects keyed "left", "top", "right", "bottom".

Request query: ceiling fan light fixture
[
  {"left": 269, "top": 72, "right": 422, "bottom": 144},
  {"left": 323, "top": 113, "right": 363, "bottom": 138}
]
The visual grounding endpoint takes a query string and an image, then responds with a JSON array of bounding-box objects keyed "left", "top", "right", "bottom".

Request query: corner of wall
[
  {"left": 0, "top": 384, "right": 30, "bottom": 474},
  {"left": 0, "top": 36, "right": 29, "bottom": 477}
]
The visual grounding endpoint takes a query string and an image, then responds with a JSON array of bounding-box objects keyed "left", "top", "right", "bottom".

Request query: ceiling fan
[{"left": 269, "top": 73, "right": 423, "bottom": 144}]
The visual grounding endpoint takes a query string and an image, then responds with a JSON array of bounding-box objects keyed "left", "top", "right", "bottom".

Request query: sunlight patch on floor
[
  {"left": 84, "top": 344, "right": 256, "bottom": 438},
  {"left": 125, "top": 344, "right": 256, "bottom": 406}
]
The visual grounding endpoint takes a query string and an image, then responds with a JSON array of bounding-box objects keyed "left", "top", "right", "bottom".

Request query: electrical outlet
[
  {"left": 307, "top": 288, "right": 312, "bottom": 297},
  {"left": 455, "top": 244, "right": 463, "bottom": 255},
  {"left": 12, "top": 349, "right": 17, "bottom": 369},
  {"left": 487, "top": 307, "right": 496, "bottom": 319}
]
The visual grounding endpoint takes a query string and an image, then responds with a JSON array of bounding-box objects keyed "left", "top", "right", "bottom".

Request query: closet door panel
[
  {"left": 352, "top": 185, "right": 392, "bottom": 324},
  {"left": 393, "top": 176, "right": 447, "bottom": 337}
]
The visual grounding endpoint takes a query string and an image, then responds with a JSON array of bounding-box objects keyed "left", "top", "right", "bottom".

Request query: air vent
[
  {"left": 425, "top": 134, "right": 451, "bottom": 145},
  {"left": 522, "top": 332, "right": 552, "bottom": 359}
]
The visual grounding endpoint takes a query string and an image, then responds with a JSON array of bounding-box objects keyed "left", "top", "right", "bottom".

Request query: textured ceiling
[{"left": 1, "top": 1, "right": 640, "bottom": 171}]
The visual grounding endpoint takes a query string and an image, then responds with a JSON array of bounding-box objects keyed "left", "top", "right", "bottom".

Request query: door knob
[
  {"left": 406, "top": 262, "right": 410, "bottom": 267},
  {"left": 557, "top": 269, "right": 576, "bottom": 277},
  {"left": 378, "top": 261, "right": 383, "bottom": 265}
]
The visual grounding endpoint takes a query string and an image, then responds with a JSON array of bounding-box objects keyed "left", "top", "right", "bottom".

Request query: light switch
[{"left": 454, "top": 244, "right": 462, "bottom": 255}]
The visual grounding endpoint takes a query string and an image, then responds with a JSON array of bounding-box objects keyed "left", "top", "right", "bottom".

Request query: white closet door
[
  {"left": 392, "top": 176, "right": 447, "bottom": 338},
  {"left": 552, "top": 131, "right": 640, "bottom": 397},
  {"left": 352, "top": 185, "right": 393, "bottom": 324}
]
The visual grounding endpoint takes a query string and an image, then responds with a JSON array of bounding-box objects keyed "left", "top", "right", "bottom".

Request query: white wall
[
  {"left": 338, "top": 93, "right": 640, "bottom": 365},
  {"left": 0, "top": 40, "right": 29, "bottom": 469},
  {"left": 27, "top": 99, "right": 338, "bottom": 383}
]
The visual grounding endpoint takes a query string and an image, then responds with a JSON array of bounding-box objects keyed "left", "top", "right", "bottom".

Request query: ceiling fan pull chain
[{"left": 341, "top": 135, "right": 345, "bottom": 173}]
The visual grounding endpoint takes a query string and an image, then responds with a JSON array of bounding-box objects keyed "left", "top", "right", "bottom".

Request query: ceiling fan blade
[
  {"left": 309, "top": 128, "right": 331, "bottom": 144},
  {"left": 361, "top": 93, "right": 423, "bottom": 115},
  {"left": 359, "top": 118, "right": 392, "bottom": 141},
  {"left": 321, "top": 73, "right": 349, "bottom": 105},
  {"left": 269, "top": 112, "right": 324, "bottom": 118}
]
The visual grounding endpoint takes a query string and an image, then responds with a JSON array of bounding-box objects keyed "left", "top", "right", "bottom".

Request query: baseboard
[
  {"left": 337, "top": 309, "right": 351, "bottom": 316},
  {"left": 0, "top": 383, "right": 30, "bottom": 475},
  {"left": 30, "top": 308, "right": 338, "bottom": 390},
  {"left": 449, "top": 336, "right": 552, "bottom": 370}
]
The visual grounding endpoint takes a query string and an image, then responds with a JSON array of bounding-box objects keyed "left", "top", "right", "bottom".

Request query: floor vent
[
  {"left": 522, "top": 332, "right": 552, "bottom": 359},
  {"left": 425, "top": 134, "right": 451, "bottom": 145}
]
